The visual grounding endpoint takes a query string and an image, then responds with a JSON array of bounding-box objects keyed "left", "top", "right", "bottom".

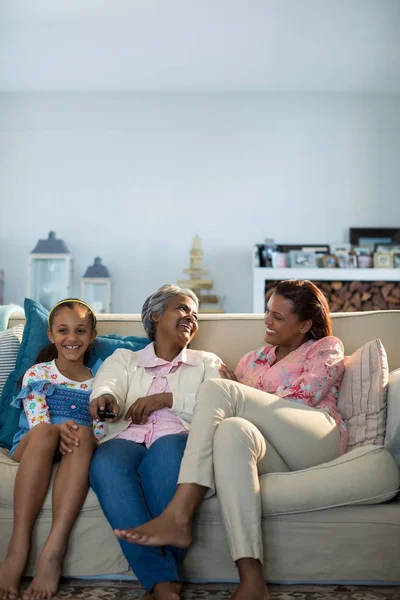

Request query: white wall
[{"left": 0, "top": 93, "right": 399, "bottom": 313}]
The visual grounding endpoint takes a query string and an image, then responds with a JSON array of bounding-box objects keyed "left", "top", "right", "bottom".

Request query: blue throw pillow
[{"left": 0, "top": 297, "right": 149, "bottom": 449}]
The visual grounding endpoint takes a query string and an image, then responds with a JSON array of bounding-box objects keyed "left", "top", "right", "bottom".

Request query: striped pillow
[
  {"left": 0, "top": 325, "right": 24, "bottom": 397},
  {"left": 337, "top": 338, "right": 389, "bottom": 451}
]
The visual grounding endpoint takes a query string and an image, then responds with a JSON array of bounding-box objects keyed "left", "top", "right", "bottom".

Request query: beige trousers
[{"left": 178, "top": 378, "right": 340, "bottom": 562}]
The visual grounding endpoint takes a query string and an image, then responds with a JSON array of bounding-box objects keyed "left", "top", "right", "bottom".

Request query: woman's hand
[
  {"left": 90, "top": 394, "right": 120, "bottom": 421},
  {"left": 58, "top": 420, "right": 80, "bottom": 455},
  {"left": 125, "top": 393, "right": 172, "bottom": 425},
  {"left": 219, "top": 363, "right": 238, "bottom": 382}
]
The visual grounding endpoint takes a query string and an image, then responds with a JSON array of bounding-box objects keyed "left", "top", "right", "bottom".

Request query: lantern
[
  {"left": 27, "top": 231, "right": 73, "bottom": 310},
  {"left": 80, "top": 257, "right": 111, "bottom": 314}
]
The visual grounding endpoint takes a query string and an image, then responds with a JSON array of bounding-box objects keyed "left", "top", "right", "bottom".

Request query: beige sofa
[{"left": 1, "top": 310, "right": 400, "bottom": 584}]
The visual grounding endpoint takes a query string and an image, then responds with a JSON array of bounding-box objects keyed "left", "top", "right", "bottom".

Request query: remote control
[{"left": 98, "top": 410, "right": 116, "bottom": 419}]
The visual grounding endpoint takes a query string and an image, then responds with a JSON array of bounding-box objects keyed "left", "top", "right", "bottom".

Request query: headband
[{"left": 48, "top": 298, "right": 97, "bottom": 326}]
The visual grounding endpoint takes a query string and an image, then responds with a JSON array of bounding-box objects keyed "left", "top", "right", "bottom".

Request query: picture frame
[
  {"left": 321, "top": 254, "right": 338, "bottom": 268},
  {"left": 356, "top": 254, "right": 373, "bottom": 268},
  {"left": 300, "top": 245, "right": 330, "bottom": 254},
  {"left": 349, "top": 228, "right": 400, "bottom": 250},
  {"left": 392, "top": 252, "right": 400, "bottom": 268},
  {"left": 347, "top": 253, "right": 358, "bottom": 268},
  {"left": 336, "top": 251, "right": 358, "bottom": 268},
  {"left": 353, "top": 247, "right": 373, "bottom": 267},
  {"left": 276, "top": 244, "right": 303, "bottom": 254},
  {"left": 271, "top": 251, "right": 289, "bottom": 268},
  {"left": 375, "top": 244, "right": 400, "bottom": 254},
  {"left": 373, "top": 252, "right": 394, "bottom": 268},
  {"left": 353, "top": 246, "right": 373, "bottom": 256},
  {"left": 289, "top": 250, "right": 317, "bottom": 268},
  {"left": 330, "top": 244, "right": 352, "bottom": 255}
]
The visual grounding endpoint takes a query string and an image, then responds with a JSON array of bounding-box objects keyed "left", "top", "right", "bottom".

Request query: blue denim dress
[{"left": 9, "top": 360, "right": 102, "bottom": 458}]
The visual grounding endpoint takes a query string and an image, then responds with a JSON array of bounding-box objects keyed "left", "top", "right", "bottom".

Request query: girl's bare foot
[
  {"left": 114, "top": 509, "right": 192, "bottom": 548},
  {"left": 153, "top": 581, "right": 181, "bottom": 600},
  {"left": 0, "top": 548, "right": 29, "bottom": 600},
  {"left": 21, "top": 549, "right": 63, "bottom": 600}
]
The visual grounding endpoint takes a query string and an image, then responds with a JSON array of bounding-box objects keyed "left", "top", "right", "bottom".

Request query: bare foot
[
  {"left": 140, "top": 593, "right": 153, "bottom": 600},
  {"left": 114, "top": 510, "right": 192, "bottom": 548},
  {"left": 0, "top": 551, "right": 27, "bottom": 600},
  {"left": 153, "top": 581, "right": 181, "bottom": 600},
  {"left": 21, "top": 549, "right": 63, "bottom": 600},
  {"left": 231, "top": 580, "right": 269, "bottom": 600}
]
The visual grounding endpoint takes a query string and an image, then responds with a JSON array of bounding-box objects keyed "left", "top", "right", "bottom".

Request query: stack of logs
[{"left": 265, "top": 280, "right": 400, "bottom": 312}]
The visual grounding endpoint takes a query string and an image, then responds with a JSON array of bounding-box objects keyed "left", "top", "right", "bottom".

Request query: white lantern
[
  {"left": 80, "top": 257, "right": 112, "bottom": 314},
  {"left": 27, "top": 231, "right": 73, "bottom": 310}
]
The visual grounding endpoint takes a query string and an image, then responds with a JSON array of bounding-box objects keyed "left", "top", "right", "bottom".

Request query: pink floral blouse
[{"left": 235, "top": 336, "right": 347, "bottom": 454}]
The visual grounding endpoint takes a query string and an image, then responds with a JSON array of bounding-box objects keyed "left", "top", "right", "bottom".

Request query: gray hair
[{"left": 141, "top": 284, "right": 199, "bottom": 342}]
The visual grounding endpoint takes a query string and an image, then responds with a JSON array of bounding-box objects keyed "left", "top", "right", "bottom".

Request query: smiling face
[
  {"left": 152, "top": 294, "right": 199, "bottom": 350},
  {"left": 264, "top": 293, "right": 312, "bottom": 349},
  {"left": 48, "top": 306, "right": 96, "bottom": 364}
]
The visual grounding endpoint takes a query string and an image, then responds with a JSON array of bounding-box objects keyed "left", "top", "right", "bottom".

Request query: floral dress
[
  {"left": 235, "top": 336, "right": 348, "bottom": 454},
  {"left": 9, "top": 359, "right": 106, "bottom": 457}
]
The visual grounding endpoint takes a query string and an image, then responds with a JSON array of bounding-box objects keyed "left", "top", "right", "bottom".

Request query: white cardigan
[{"left": 90, "top": 347, "right": 222, "bottom": 443}]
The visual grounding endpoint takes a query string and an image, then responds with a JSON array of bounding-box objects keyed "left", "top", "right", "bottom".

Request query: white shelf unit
[{"left": 252, "top": 267, "right": 400, "bottom": 313}]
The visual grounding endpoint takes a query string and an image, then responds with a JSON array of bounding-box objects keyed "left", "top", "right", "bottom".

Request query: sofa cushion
[
  {"left": 384, "top": 368, "right": 400, "bottom": 468},
  {"left": 260, "top": 445, "right": 399, "bottom": 516},
  {"left": 0, "top": 325, "right": 26, "bottom": 449},
  {"left": 1, "top": 445, "right": 398, "bottom": 517},
  {"left": 337, "top": 338, "right": 389, "bottom": 450},
  {"left": 0, "top": 449, "right": 104, "bottom": 510},
  {"left": 0, "top": 325, "right": 24, "bottom": 396},
  {"left": 0, "top": 298, "right": 149, "bottom": 450}
]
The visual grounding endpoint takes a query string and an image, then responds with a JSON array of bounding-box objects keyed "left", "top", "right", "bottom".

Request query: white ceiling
[{"left": 1, "top": 0, "right": 400, "bottom": 93}]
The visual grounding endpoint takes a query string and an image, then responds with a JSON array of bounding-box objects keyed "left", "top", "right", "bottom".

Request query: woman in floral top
[{"left": 114, "top": 280, "right": 346, "bottom": 600}]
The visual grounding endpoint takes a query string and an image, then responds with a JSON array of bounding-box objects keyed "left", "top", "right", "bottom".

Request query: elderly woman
[
  {"left": 115, "top": 280, "right": 346, "bottom": 600},
  {"left": 88, "top": 284, "right": 221, "bottom": 600}
]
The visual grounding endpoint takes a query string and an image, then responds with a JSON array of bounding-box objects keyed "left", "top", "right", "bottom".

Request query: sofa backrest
[{"left": 8, "top": 310, "right": 400, "bottom": 371}]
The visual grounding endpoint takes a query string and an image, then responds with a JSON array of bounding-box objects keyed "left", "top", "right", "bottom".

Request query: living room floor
[{"left": 19, "top": 579, "right": 400, "bottom": 600}]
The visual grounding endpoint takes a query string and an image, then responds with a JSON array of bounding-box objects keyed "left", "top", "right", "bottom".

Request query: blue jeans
[{"left": 90, "top": 434, "right": 188, "bottom": 592}]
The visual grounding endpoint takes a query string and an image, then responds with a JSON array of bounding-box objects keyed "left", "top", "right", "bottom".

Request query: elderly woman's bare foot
[
  {"left": 0, "top": 551, "right": 27, "bottom": 600},
  {"left": 153, "top": 581, "right": 181, "bottom": 600},
  {"left": 21, "top": 549, "right": 63, "bottom": 600},
  {"left": 232, "top": 558, "right": 269, "bottom": 600},
  {"left": 231, "top": 580, "right": 269, "bottom": 600},
  {"left": 114, "top": 509, "right": 192, "bottom": 548}
]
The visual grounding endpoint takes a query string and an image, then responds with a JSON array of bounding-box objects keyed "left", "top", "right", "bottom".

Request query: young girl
[{"left": 0, "top": 298, "right": 105, "bottom": 600}]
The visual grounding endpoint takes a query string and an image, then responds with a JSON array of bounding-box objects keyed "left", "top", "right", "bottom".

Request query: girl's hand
[
  {"left": 58, "top": 420, "right": 79, "bottom": 455},
  {"left": 90, "top": 394, "right": 120, "bottom": 421},
  {"left": 125, "top": 393, "right": 172, "bottom": 425},
  {"left": 219, "top": 363, "right": 238, "bottom": 382}
]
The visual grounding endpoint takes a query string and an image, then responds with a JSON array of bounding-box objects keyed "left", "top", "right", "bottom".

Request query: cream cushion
[
  {"left": 385, "top": 368, "right": 400, "bottom": 467},
  {"left": 0, "top": 449, "right": 102, "bottom": 510},
  {"left": 2, "top": 445, "right": 398, "bottom": 520},
  {"left": 0, "top": 324, "right": 24, "bottom": 395},
  {"left": 337, "top": 338, "right": 389, "bottom": 450},
  {"left": 260, "top": 445, "right": 399, "bottom": 516}
]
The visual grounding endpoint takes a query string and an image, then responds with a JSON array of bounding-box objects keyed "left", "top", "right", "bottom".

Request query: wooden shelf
[{"left": 252, "top": 267, "right": 400, "bottom": 313}]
